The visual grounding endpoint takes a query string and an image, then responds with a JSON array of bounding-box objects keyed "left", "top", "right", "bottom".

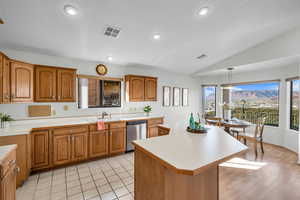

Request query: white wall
[
  {"left": 0, "top": 48, "right": 201, "bottom": 134},
  {"left": 199, "top": 64, "right": 300, "bottom": 154}
]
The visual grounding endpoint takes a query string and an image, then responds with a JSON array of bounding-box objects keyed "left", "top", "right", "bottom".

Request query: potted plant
[
  {"left": 143, "top": 105, "right": 152, "bottom": 116},
  {"left": 0, "top": 113, "right": 14, "bottom": 128}
]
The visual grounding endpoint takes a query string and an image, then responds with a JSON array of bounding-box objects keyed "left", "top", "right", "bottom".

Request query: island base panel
[{"left": 134, "top": 148, "right": 218, "bottom": 200}]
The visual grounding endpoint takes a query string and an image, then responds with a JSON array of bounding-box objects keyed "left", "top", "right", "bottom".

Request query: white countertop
[
  {"left": 0, "top": 145, "right": 17, "bottom": 165},
  {"left": 0, "top": 114, "right": 164, "bottom": 137},
  {"left": 133, "top": 126, "right": 248, "bottom": 175}
]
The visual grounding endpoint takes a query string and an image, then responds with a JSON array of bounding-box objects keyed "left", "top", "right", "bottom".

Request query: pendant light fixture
[{"left": 222, "top": 67, "right": 235, "bottom": 90}]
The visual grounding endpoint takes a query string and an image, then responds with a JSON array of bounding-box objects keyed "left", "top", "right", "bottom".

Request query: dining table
[{"left": 206, "top": 118, "right": 252, "bottom": 135}]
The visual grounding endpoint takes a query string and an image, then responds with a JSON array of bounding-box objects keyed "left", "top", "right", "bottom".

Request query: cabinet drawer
[
  {"left": 109, "top": 121, "right": 126, "bottom": 129},
  {"left": 53, "top": 125, "right": 88, "bottom": 135},
  {"left": 148, "top": 118, "right": 163, "bottom": 126},
  {"left": 89, "top": 123, "right": 109, "bottom": 131},
  {"left": 0, "top": 149, "right": 16, "bottom": 178}
]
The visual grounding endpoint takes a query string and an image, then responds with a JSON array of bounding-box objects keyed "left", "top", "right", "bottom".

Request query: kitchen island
[{"left": 132, "top": 126, "right": 248, "bottom": 200}]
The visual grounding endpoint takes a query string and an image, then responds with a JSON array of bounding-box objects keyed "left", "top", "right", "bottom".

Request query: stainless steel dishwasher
[{"left": 126, "top": 120, "right": 147, "bottom": 152}]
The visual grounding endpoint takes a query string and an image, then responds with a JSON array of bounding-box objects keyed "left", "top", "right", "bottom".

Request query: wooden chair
[
  {"left": 230, "top": 127, "right": 246, "bottom": 139},
  {"left": 205, "top": 117, "right": 222, "bottom": 127},
  {"left": 238, "top": 117, "right": 266, "bottom": 157}
]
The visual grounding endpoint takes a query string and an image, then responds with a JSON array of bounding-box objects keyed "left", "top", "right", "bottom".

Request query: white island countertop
[
  {"left": 0, "top": 114, "right": 164, "bottom": 137},
  {"left": 133, "top": 126, "right": 248, "bottom": 175}
]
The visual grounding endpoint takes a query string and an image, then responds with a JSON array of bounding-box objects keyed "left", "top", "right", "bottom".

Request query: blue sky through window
[{"left": 233, "top": 82, "right": 279, "bottom": 91}]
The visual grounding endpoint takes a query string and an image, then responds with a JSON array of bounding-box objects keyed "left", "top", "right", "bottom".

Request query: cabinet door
[
  {"left": 0, "top": 167, "right": 16, "bottom": 200},
  {"left": 2, "top": 56, "right": 10, "bottom": 103},
  {"left": 109, "top": 128, "right": 126, "bottom": 154},
  {"left": 31, "top": 131, "right": 49, "bottom": 169},
  {"left": 89, "top": 131, "right": 109, "bottom": 158},
  {"left": 53, "top": 134, "right": 71, "bottom": 166},
  {"left": 35, "top": 66, "right": 57, "bottom": 102},
  {"left": 0, "top": 53, "right": 9, "bottom": 103},
  {"left": 10, "top": 61, "right": 34, "bottom": 102},
  {"left": 57, "top": 69, "right": 76, "bottom": 102},
  {"left": 71, "top": 133, "right": 88, "bottom": 161},
  {"left": 148, "top": 126, "right": 158, "bottom": 138},
  {"left": 129, "top": 76, "right": 145, "bottom": 101},
  {"left": 145, "top": 77, "right": 157, "bottom": 101}
]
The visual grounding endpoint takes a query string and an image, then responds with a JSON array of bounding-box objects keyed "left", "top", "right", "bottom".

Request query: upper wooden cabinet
[
  {"left": 0, "top": 53, "right": 10, "bottom": 103},
  {"left": 10, "top": 60, "right": 34, "bottom": 102},
  {"left": 125, "top": 75, "right": 157, "bottom": 102},
  {"left": 35, "top": 65, "right": 76, "bottom": 102},
  {"left": 35, "top": 66, "right": 57, "bottom": 102},
  {"left": 145, "top": 77, "right": 157, "bottom": 101}
]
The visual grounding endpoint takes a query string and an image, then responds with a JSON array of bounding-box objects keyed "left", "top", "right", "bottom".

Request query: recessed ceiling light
[
  {"left": 153, "top": 34, "right": 161, "bottom": 40},
  {"left": 107, "top": 56, "right": 113, "bottom": 62},
  {"left": 198, "top": 7, "right": 209, "bottom": 16},
  {"left": 64, "top": 5, "right": 78, "bottom": 16}
]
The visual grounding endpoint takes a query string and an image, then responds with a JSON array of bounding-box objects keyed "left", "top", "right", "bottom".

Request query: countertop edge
[{"left": 132, "top": 141, "right": 248, "bottom": 176}]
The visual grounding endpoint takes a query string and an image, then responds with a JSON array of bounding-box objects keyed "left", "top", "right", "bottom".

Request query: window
[
  {"left": 222, "top": 81, "right": 280, "bottom": 126},
  {"left": 290, "top": 79, "right": 299, "bottom": 131},
  {"left": 203, "top": 86, "right": 217, "bottom": 117},
  {"left": 78, "top": 78, "right": 121, "bottom": 108}
]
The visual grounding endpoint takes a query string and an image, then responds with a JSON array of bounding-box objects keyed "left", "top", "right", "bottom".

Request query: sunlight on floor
[{"left": 220, "top": 157, "right": 267, "bottom": 170}]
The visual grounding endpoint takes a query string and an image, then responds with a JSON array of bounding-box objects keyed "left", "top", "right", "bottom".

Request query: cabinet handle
[
  {"left": 9, "top": 160, "right": 16, "bottom": 166},
  {"left": 14, "top": 166, "right": 20, "bottom": 174}
]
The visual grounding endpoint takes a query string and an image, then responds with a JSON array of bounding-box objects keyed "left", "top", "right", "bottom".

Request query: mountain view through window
[{"left": 223, "top": 82, "right": 280, "bottom": 126}]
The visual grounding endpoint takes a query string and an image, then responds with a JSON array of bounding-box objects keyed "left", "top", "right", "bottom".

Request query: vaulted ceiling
[{"left": 1, "top": 0, "right": 300, "bottom": 75}]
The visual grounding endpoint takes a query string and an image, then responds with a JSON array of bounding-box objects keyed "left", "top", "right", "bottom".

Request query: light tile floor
[{"left": 17, "top": 153, "right": 134, "bottom": 200}]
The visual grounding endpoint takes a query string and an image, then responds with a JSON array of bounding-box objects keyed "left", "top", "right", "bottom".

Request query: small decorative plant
[
  {"left": 143, "top": 105, "right": 152, "bottom": 116},
  {"left": 0, "top": 113, "right": 14, "bottom": 128}
]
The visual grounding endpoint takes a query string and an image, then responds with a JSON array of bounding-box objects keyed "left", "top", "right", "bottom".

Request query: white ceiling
[{"left": 1, "top": 0, "right": 300, "bottom": 75}]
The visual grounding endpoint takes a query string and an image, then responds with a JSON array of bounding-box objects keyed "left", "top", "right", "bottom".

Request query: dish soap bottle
[{"left": 189, "top": 113, "right": 195, "bottom": 129}]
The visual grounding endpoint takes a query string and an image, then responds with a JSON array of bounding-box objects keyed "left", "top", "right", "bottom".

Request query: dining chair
[
  {"left": 205, "top": 117, "right": 222, "bottom": 127},
  {"left": 238, "top": 117, "right": 266, "bottom": 157},
  {"left": 230, "top": 127, "right": 245, "bottom": 139}
]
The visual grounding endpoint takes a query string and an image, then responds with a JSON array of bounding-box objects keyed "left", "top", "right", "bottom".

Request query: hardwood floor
[{"left": 220, "top": 142, "right": 300, "bottom": 200}]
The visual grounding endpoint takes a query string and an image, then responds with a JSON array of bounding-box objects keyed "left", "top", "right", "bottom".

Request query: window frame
[
  {"left": 289, "top": 78, "right": 299, "bottom": 131},
  {"left": 221, "top": 80, "right": 280, "bottom": 127},
  {"left": 202, "top": 85, "right": 217, "bottom": 117}
]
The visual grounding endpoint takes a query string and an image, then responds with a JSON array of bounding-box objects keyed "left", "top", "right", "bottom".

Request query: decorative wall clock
[{"left": 96, "top": 64, "right": 108, "bottom": 75}]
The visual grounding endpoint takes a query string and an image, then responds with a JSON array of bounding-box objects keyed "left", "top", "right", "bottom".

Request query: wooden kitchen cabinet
[
  {"left": 31, "top": 130, "right": 50, "bottom": 170},
  {"left": 147, "top": 118, "right": 164, "bottom": 138},
  {"left": 0, "top": 135, "right": 31, "bottom": 187},
  {"left": 158, "top": 126, "right": 170, "bottom": 136},
  {"left": 53, "top": 134, "right": 71, "bottom": 166},
  {"left": 57, "top": 68, "right": 76, "bottom": 102},
  {"left": 35, "top": 66, "right": 57, "bottom": 102},
  {"left": 144, "top": 77, "right": 157, "bottom": 101},
  {"left": 35, "top": 65, "right": 76, "bottom": 102},
  {"left": 10, "top": 60, "right": 34, "bottom": 102},
  {"left": 125, "top": 75, "right": 157, "bottom": 102},
  {"left": 0, "top": 52, "right": 10, "bottom": 103},
  {"left": 72, "top": 132, "right": 88, "bottom": 161},
  {"left": 89, "top": 124, "right": 109, "bottom": 158},
  {"left": 109, "top": 122, "right": 126, "bottom": 154},
  {"left": 0, "top": 147, "right": 17, "bottom": 200},
  {"left": 52, "top": 125, "right": 88, "bottom": 166}
]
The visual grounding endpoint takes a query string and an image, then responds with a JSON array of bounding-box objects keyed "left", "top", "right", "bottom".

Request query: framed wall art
[
  {"left": 182, "top": 88, "right": 189, "bottom": 106},
  {"left": 163, "top": 86, "right": 171, "bottom": 106},
  {"left": 173, "top": 87, "right": 180, "bottom": 106}
]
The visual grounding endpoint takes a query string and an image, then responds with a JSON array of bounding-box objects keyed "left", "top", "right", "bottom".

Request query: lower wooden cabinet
[
  {"left": 109, "top": 128, "right": 126, "bottom": 154},
  {"left": 148, "top": 126, "right": 158, "bottom": 138},
  {"left": 72, "top": 133, "right": 88, "bottom": 161},
  {"left": 89, "top": 130, "right": 109, "bottom": 158},
  {"left": 53, "top": 134, "right": 72, "bottom": 166},
  {"left": 0, "top": 135, "right": 30, "bottom": 187},
  {"left": 158, "top": 126, "right": 170, "bottom": 136},
  {"left": 0, "top": 148, "right": 17, "bottom": 200},
  {"left": 31, "top": 130, "right": 49, "bottom": 170}
]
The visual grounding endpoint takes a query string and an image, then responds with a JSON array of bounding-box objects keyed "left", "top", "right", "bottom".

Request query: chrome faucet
[{"left": 100, "top": 112, "right": 109, "bottom": 119}]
